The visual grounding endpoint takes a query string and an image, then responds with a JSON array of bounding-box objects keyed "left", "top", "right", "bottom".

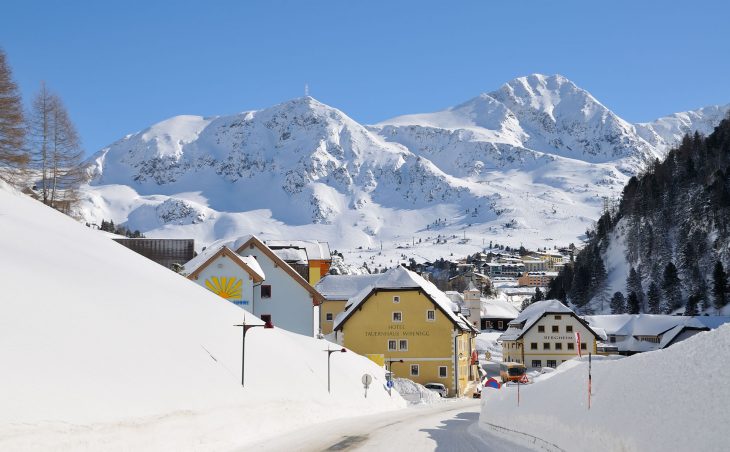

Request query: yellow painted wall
[
  {"left": 338, "top": 289, "right": 475, "bottom": 396},
  {"left": 320, "top": 300, "right": 346, "bottom": 335}
]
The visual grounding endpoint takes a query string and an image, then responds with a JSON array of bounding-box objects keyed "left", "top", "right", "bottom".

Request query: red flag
[{"left": 575, "top": 331, "right": 582, "bottom": 357}]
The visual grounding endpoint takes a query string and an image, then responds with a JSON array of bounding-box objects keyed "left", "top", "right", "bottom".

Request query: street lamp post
[
  {"left": 234, "top": 316, "right": 273, "bottom": 387},
  {"left": 325, "top": 347, "right": 347, "bottom": 393},
  {"left": 385, "top": 359, "right": 404, "bottom": 397}
]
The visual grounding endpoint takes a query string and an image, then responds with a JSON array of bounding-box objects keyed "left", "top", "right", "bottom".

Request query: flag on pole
[{"left": 575, "top": 331, "right": 582, "bottom": 357}]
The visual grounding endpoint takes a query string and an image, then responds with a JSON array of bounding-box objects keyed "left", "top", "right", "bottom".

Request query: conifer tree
[
  {"left": 627, "top": 291, "right": 640, "bottom": 314},
  {"left": 626, "top": 267, "right": 644, "bottom": 311},
  {"left": 0, "top": 48, "right": 27, "bottom": 184},
  {"left": 662, "top": 263, "right": 683, "bottom": 313},
  {"left": 28, "top": 83, "right": 88, "bottom": 211},
  {"left": 713, "top": 261, "right": 728, "bottom": 312},
  {"left": 684, "top": 294, "right": 699, "bottom": 316},
  {"left": 647, "top": 282, "right": 662, "bottom": 314},
  {"left": 610, "top": 291, "right": 626, "bottom": 314}
]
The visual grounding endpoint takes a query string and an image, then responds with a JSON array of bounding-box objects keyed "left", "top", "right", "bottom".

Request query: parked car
[{"left": 424, "top": 383, "right": 447, "bottom": 397}]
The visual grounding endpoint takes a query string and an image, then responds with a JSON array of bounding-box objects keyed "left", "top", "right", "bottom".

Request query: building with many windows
[
  {"left": 315, "top": 273, "right": 383, "bottom": 335},
  {"left": 333, "top": 266, "right": 479, "bottom": 397},
  {"left": 500, "top": 299, "right": 600, "bottom": 368}
]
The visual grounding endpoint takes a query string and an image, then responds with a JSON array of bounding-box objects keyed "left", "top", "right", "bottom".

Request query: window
[
  {"left": 325, "top": 313, "right": 333, "bottom": 321},
  {"left": 543, "top": 342, "right": 551, "bottom": 350},
  {"left": 399, "top": 339, "right": 408, "bottom": 351},
  {"left": 538, "top": 325, "right": 545, "bottom": 333},
  {"left": 609, "top": 335, "right": 616, "bottom": 343},
  {"left": 566, "top": 325, "right": 573, "bottom": 333},
  {"left": 410, "top": 364, "right": 419, "bottom": 376},
  {"left": 554, "top": 315, "right": 562, "bottom": 320},
  {"left": 393, "top": 296, "right": 400, "bottom": 304},
  {"left": 567, "top": 342, "right": 574, "bottom": 350},
  {"left": 532, "top": 360, "right": 542, "bottom": 368},
  {"left": 552, "top": 325, "right": 559, "bottom": 333},
  {"left": 388, "top": 340, "right": 397, "bottom": 351},
  {"left": 439, "top": 366, "right": 447, "bottom": 378},
  {"left": 261, "top": 285, "right": 272, "bottom": 298},
  {"left": 498, "top": 321, "right": 504, "bottom": 329},
  {"left": 530, "top": 342, "right": 538, "bottom": 350},
  {"left": 581, "top": 343, "right": 587, "bottom": 350},
  {"left": 426, "top": 310, "right": 435, "bottom": 321},
  {"left": 555, "top": 342, "right": 562, "bottom": 350},
  {"left": 392, "top": 312, "right": 402, "bottom": 323},
  {"left": 546, "top": 360, "right": 557, "bottom": 368}
]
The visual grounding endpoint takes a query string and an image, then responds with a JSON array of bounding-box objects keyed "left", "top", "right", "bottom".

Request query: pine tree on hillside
[
  {"left": 533, "top": 287, "right": 544, "bottom": 302},
  {"left": 589, "top": 255, "right": 609, "bottom": 310},
  {"left": 0, "top": 48, "right": 27, "bottom": 184},
  {"left": 28, "top": 83, "right": 88, "bottom": 211},
  {"left": 647, "top": 282, "right": 662, "bottom": 314},
  {"left": 713, "top": 261, "right": 728, "bottom": 312},
  {"left": 627, "top": 291, "right": 640, "bottom": 314},
  {"left": 684, "top": 294, "right": 700, "bottom": 316},
  {"left": 626, "top": 267, "right": 645, "bottom": 311},
  {"left": 662, "top": 262, "right": 683, "bottom": 313},
  {"left": 610, "top": 291, "right": 626, "bottom": 314}
]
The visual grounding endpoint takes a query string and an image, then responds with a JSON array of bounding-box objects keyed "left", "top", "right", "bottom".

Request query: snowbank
[
  {"left": 480, "top": 324, "right": 730, "bottom": 451},
  {"left": 0, "top": 185, "right": 405, "bottom": 451},
  {"left": 392, "top": 378, "right": 443, "bottom": 405}
]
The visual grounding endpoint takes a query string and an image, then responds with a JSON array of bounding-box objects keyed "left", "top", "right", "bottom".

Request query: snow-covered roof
[
  {"left": 185, "top": 244, "right": 265, "bottom": 282},
  {"left": 444, "top": 291, "right": 464, "bottom": 305},
  {"left": 333, "top": 266, "right": 471, "bottom": 331},
  {"left": 499, "top": 299, "right": 594, "bottom": 341},
  {"left": 265, "top": 240, "right": 332, "bottom": 261},
  {"left": 480, "top": 298, "right": 519, "bottom": 320},
  {"left": 271, "top": 247, "right": 308, "bottom": 264},
  {"left": 315, "top": 274, "right": 383, "bottom": 301},
  {"left": 583, "top": 314, "right": 730, "bottom": 352},
  {"left": 183, "top": 235, "right": 254, "bottom": 273}
]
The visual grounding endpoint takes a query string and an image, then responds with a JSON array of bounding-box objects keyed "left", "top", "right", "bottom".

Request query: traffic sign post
[{"left": 362, "top": 374, "right": 372, "bottom": 398}]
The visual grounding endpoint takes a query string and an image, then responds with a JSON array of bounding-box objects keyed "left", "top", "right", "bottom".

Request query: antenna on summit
[{"left": 304, "top": 83, "right": 309, "bottom": 97}]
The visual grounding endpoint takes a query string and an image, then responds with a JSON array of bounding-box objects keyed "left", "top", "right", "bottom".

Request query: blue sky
[{"left": 3, "top": 0, "right": 729, "bottom": 154}]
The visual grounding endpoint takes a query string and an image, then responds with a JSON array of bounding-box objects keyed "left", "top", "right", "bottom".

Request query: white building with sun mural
[{"left": 186, "top": 246, "right": 265, "bottom": 311}]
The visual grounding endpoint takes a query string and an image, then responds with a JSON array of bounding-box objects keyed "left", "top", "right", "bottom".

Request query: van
[{"left": 499, "top": 362, "right": 526, "bottom": 383}]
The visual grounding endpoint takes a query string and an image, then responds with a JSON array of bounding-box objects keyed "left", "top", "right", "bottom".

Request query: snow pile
[
  {"left": 0, "top": 184, "right": 405, "bottom": 451},
  {"left": 479, "top": 324, "right": 730, "bottom": 451},
  {"left": 392, "top": 378, "right": 443, "bottom": 405}
]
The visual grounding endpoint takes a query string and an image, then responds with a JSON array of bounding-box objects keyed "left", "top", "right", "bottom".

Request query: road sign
[
  {"left": 519, "top": 374, "right": 529, "bottom": 384},
  {"left": 386, "top": 379, "right": 394, "bottom": 388},
  {"left": 361, "top": 374, "right": 372, "bottom": 387}
]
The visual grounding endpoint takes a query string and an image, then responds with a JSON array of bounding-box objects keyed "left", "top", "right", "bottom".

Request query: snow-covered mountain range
[{"left": 79, "top": 74, "right": 729, "bottom": 268}]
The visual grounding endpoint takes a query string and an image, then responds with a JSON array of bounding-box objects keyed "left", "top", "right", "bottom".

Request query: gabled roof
[
  {"left": 315, "top": 274, "right": 384, "bottom": 301},
  {"left": 499, "top": 299, "right": 600, "bottom": 341},
  {"left": 333, "top": 266, "right": 473, "bottom": 332},
  {"left": 186, "top": 246, "right": 265, "bottom": 283},
  {"left": 265, "top": 239, "right": 332, "bottom": 261},
  {"left": 236, "top": 235, "right": 325, "bottom": 305}
]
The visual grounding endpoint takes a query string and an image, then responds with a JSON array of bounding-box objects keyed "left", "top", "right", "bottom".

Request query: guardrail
[{"left": 481, "top": 421, "right": 566, "bottom": 452}]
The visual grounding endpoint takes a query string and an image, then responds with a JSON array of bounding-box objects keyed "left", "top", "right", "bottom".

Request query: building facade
[
  {"left": 500, "top": 299, "right": 600, "bottom": 368},
  {"left": 315, "top": 273, "right": 382, "bottom": 335},
  {"left": 334, "top": 267, "right": 479, "bottom": 397},
  {"left": 187, "top": 246, "right": 264, "bottom": 310}
]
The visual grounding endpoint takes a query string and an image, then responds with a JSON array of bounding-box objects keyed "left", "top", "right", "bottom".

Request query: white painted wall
[
  {"left": 192, "top": 255, "right": 256, "bottom": 312},
  {"left": 505, "top": 314, "right": 596, "bottom": 367},
  {"left": 239, "top": 246, "right": 316, "bottom": 337}
]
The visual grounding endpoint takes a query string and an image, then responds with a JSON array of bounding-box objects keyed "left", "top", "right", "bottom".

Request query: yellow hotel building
[{"left": 334, "top": 267, "right": 479, "bottom": 397}]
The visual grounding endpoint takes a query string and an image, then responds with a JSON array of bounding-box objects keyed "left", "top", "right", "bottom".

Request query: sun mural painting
[{"left": 204, "top": 276, "right": 243, "bottom": 300}]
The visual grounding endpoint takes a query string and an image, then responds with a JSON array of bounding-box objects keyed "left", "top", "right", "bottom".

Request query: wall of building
[
  {"left": 320, "top": 300, "right": 346, "bottom": 335},
  {"left": 504, "top": 313, "right": 596, "bottom": 368},
  {"left": 338, "top": 289, "right": 474, "bottom": 396},
  {"left": 239, "top": 246, "right": 315, "bottom": 336},
  {"left": 190, "top": 255, "right": 256, "bottom": 311}
]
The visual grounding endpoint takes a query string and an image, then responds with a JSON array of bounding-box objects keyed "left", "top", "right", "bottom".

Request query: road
[{"left": 245, "top": 399, "right": 531, "bottom": 452}]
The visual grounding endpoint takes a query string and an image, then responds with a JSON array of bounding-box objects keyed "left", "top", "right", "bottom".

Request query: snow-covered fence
[{"left": 480, "top": 421, "right": 565, "bottom": 452}]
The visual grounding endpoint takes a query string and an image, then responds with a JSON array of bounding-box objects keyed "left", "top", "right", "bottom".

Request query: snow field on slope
[
  {"left": 0, "top": 183, "right": 404, "bottom": 451},
  {"left": 479, "top": 324, "right": 730, "bottom": 451}
]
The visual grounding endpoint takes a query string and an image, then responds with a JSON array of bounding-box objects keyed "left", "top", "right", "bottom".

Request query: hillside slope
[{"left": 0, "top": 182, "right": 404, "bottom": 451}]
